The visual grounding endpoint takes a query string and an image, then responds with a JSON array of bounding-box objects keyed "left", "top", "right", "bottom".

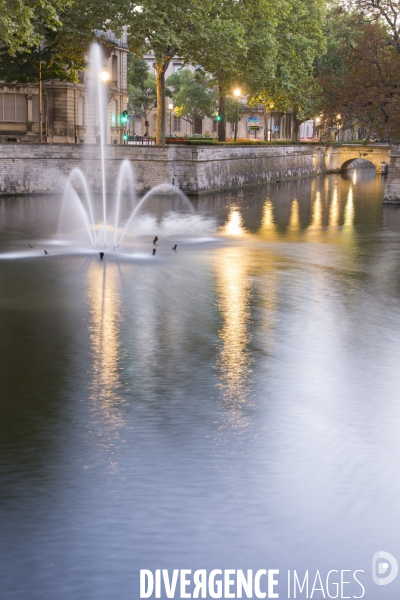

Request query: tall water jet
[{"left": 87, "top": 43, "right": 108, "bottom": 246}]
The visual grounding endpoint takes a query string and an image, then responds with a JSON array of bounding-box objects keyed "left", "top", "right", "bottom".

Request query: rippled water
[{"left": 1, "top": 170, "right": 400, "bottom": 599}]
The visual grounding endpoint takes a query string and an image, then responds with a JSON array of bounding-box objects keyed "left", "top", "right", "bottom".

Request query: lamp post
[
  {"left": 39, "top": 57, "right": 42, "bottom": 143},
  {"left": 233, "top": 88, "right": 241, "bottom": 141},
  {"left": 168, "top": 103, "right": 173, "bottom": 136}
]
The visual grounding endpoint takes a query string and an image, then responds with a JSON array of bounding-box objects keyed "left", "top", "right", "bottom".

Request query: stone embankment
[
  {"left": 0, "top": 142, "right": 393, "bottom": 196},
  {"left": 383, "top": 144, "right": 400, "bottom": 203}
]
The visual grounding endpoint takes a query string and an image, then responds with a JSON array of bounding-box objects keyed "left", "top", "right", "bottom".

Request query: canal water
[{"left": 1, "top": 170, "right": 400, "bottom": 599}]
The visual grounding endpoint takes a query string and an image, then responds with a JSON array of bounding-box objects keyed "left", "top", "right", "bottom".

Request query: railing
[{"left": 127, "top": 137, "right": 155, "bottom": 146}]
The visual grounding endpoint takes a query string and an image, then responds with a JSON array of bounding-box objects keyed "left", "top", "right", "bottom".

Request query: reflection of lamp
[
  {"left": 233, "top": 88, "right": 241, "bottom": 141},
  {"left": 100, "top": 71, "right": 110, "bottom": 82},
  {"left": 168, "top": 102, "right": 174, "bottom": 136}
]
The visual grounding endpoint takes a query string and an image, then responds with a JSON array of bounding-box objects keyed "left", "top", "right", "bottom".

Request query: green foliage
[
  {"left": 0, "top": 0, "right": 66, "bottom": 55},
  {"left": 118, "top": 0, "right": 211, "bottom": 144},
  {"left": 316, "top": 4, "right": 400, "bottom": 139},
  {"left": 0, "top": 0, "right": 122, "bottom": 83},
  {"left": 225, "top": 97, "right": 244, "bottom": 125},
  {"left": 250, "top": 0, "right": 326, "bottom": 138},
  {"left": 166, "top": 69, "right": 217, "bottom": 125},
  {"left": 127, "top": 55, "right": 157, "bottom": 118}
]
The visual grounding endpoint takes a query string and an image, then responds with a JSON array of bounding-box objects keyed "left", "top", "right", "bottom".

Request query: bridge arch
[
  {"left": 327, "top": 144, "right": 391, "bottom": 174},
  {"left": 340, "top": 157, "right": 388, "bottom": 173}
]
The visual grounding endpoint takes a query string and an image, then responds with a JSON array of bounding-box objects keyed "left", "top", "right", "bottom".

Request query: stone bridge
[{"left": 325, "top": 144, "right": 391, "bottom": 174}]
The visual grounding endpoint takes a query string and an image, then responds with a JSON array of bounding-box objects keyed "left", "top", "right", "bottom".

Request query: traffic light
[
  {"left": 121, "top": 110, "right": 128, "bottom": 125},
  {"left": 123, "top": 133, "right": 128, "bottom": 141},
  {"left": 215, "top": 114, "right": 222, "bottom": 122}
]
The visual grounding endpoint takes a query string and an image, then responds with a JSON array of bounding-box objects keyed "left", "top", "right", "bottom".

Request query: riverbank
[{"left": 0, "top": 143, "right": 391, "bottom": 196}]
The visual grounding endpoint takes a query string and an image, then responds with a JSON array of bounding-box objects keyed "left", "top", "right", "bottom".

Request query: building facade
[{"left": 0, "top": 33, "right": 128, "bottom": 144}]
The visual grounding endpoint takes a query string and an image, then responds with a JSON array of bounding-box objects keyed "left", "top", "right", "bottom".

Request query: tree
[
  {"left": 247, "top": 0, "right": 326, "bottom": 141},
  {"left": 350, "top": 0, "right": 400, "bottom": 53},
  {"left": 189, "top": 0, "right": 325, "bottom": 142},
  {"left": 119, "top": 0, "right": 211, "bottom": 145},
  {"left": 316, "top": 6, "right": 400, "bottom": 141},
  {"left": 127, "top": 55, "right": 157, "bottom": 136},
  {"left": 0, "top": 0, "right": 65, "bottom": 56},
  {"left": 0, "top": 0, "right": 123, "bottom": 83},
  {"left": 166, "top": 69, "right": 217, "bottom": 133},
  {"left": 188, "top": 0, "right": 273, "bottom": 141}
]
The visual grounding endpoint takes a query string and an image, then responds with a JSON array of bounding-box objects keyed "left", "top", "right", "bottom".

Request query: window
[
  {"left": 111, "top": 100, "right": 117, "bottom": 127},
  {"left": 77, "top": 97, "right": 84, "bottom": 126},
  {"left": 173, "top": 63, "right": 182, "bottom": 72},
  {"left": 112, "top": 55, "right": 118, "bottom": 83},
  {"left": 213, "top": 119, "right": 218, "bottom": 133},
  {"left": 173, "top": 116, "right": 180, "bottom": 132},
  {"left": 0, "top": 93, "right": 28, "bottom": 121}
]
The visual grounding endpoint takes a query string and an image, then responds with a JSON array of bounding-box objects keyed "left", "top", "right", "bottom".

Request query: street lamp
[
  {"left": 100, "top": 71, "right": 110, "bottom": 82},
  {"left": 168, "top": 102, "right": 173, "bottom": 136},
  {"left": 233, "top": 88, "right": 241, "bottom": 141}
]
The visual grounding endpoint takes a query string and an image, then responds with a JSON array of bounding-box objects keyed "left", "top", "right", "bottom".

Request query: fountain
[
  {"left": 56, "top": 43, "right": 195, "bottom": 254},
  {"left": 0, "top": 42, "right": 217, "bottom": 262}
]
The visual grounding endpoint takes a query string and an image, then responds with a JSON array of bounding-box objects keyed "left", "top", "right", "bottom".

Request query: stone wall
[
  {"left": 383, "top": 144, "right": 400, "bottom": 203},
  {"left": 0, "top": 143, "right": 329, "bottom": 196}
]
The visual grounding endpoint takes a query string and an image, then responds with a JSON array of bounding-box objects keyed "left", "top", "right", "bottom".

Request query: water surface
[{"left": 1, "top": 170, "right": 400, "bottom": 599}]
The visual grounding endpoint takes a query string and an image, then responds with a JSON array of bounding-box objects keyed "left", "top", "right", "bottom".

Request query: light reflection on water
[
  {"left": 2, "top": 170, "right": 400, "bottom": 599},
  {"left": 87, "top": 262, "right": 126, "bottom": 433}
]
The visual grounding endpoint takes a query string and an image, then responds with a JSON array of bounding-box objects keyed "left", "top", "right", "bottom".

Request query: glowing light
[
  {"left": 223, "top": 208, "right": 246, "bottom": 236},
  {"left": 87, "top": 262, "right": 125, "bottom": 433},
  {"left": 168, "top": 103, "right": 173, "bottom": 110},
  {"left": 309, "top": 191, "right": 322, "bottom": 229},
  {"left": 233, "top": 88, "right": 241, "bottom": 97},
  {"left": 100, "top": 71, "right": 110, "bottom": 82},
  {"left": 259, "top": 199, "right": 278, "bottom": 239},
  {"left": 214, "top": 247, "right": 252, "bottom": 413},
  {"left": 288, "top": 199, "right": 300, "bottom": 233},
  {"left": 329, "top": 186, "right": 339, "bottom": 228},
  {"left": 343, "top": 186, "right": 354, "bottom": 230}
]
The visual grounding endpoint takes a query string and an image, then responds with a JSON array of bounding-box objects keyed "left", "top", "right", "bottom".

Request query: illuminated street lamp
[
  {"left": 168, "top": 102, "right": 174, "bottom": 136},
  {"left": 100, "top": 70, "right": 110, "bottom": 82},
  {"left": 233, "top": 88, "right": 241, "bottom": 141}
]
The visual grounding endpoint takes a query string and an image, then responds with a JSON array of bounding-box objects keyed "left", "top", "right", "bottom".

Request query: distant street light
[
  {"left": 233, "top": 88, "right": 241, "bottom": 141},
  {"left": 168, "top": 102, "right": 174, "bottom": 136}
]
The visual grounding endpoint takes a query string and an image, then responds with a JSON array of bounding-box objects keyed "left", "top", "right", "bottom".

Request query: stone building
[{"left": 0, "top": 32, "right": 128, "bottom": 144}]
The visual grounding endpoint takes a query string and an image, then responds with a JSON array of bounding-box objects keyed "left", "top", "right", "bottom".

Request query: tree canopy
[
  {"left": 166, "top": 69, "right": 217, "bottom": 130},
  {"left": 0, "top": 0, "right": 65, "bottom": 55},
  {"left": 0, "top": 0, "right": 123, "bottom": 83},
  {"left": 127, "top": 55, "right": 157, "bottom": 129},
  {"left": 119, "top": 0, "right": 211, "bottom": 144},
  {"left": 316, "top": 4, "right": 400, "bottom": 140}
]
